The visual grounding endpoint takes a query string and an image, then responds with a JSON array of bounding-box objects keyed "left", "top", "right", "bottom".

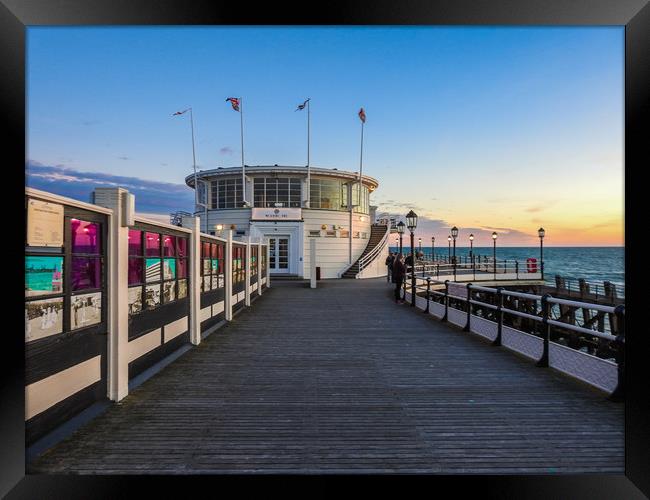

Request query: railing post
[
  {"left": 310, "top": 237, "right": 317, "bottom": 289},
  {"left": 224, "top": 229, "right": 233, "bottom": 321},
  {"left": 463, "top": 283, "right": 472, "bottom": 331},
  {"left": 257, "top": 239, "right": 263, "bottom": 296},
  {"left": 424, "top": 277, "right": 431, "bottom": 313},
  {"left": 266, "top": 241, "right": 271, "bottom": 289},
  {"left": 411, "top": 263, "right": 416, "bottom": 307},
  {"left": 515, "top": 261, "right": 519, "bottom": 280},
  {"left": 536, "top": 294, "right": 552, "bottom": 367},
  {"left": 441, "top": 280, "right": 450, "bottom": 322},
  {"left": 245, "top": 236, "right": 251, "bottom": 307},
  {"left": 402, "top": 274, "right": 407, "bottom": 301},
  {"left": 608, "top": 305, "right": 625, "bottom": 402},
  {"left": 181, "top": 215, "right": 201, "bottom": 346},
  {"left": 436, "top": 264, "right": 440, "bottom": 278},
  {"left": 492, "top": 287, "right": 504, "bottom": 346},
  {"left": 95, "top": 187, "right": 129, "bottom": 402}
]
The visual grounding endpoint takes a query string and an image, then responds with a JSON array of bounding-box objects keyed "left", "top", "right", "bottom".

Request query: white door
[{"left": 269, "top": 237, "right": 290, "bottom": 274}]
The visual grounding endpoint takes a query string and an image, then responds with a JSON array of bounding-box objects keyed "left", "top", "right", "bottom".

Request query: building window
[
  {"left": 351, "top": 184, "right": 369, "bottom": 214},
  {"left": 25, "top": 212, "right": 106, "bottom": 341},
  {"left": 253, "top": 177, "right": 302, "bottom": 208},
  {"left": 310, "top": 178, "right": 343, "bottom": 210},
  {"left": 201, "top": 240, "right": 225, "bottom": 292},
  {"left": 251, "top": 246, "right": 258, "bottom": 276},
  {"left": 128, "top": 229, "right": 189, "bottom": 313},
  {"left": 211, "top": 178, "right": 243, "bottom": 209},
  {"left": 232, "top": 245, "right": 246, "bottom": 284}
]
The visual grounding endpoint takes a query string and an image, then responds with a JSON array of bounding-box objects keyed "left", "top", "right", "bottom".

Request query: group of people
[{"left": 385, "top": 251, "right": 413, "bottom": 304}]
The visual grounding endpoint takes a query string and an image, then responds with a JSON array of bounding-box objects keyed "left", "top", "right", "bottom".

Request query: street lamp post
[
  {"left": 406, "top": 210, "right": 418, "bottom": 307},
  {"left": 492, "top": 231, "right": 498, "bottom": 279},
  {"left": 431, "top": 236, "right": 435, "bottom": 262},
  {"left": 451, "top": 226, "right": 458, "bottom": 281},
  {"left": 469, "top": 233, "right": 474, "bottom": 259},
  {"left": 397, "top": 221, "right": 405, "bottom": 254},
  {"left": 538, "top": 227, "right": 545, "bottom": 281},
  {"left": 469, "top": 233, "right": 474, "bottom": 275},
  {"left": 447, "top": 235, "right": 451, "bottom": 262},
  {"left": 418, "top": 237, "right": 422, "bottom": 254}
]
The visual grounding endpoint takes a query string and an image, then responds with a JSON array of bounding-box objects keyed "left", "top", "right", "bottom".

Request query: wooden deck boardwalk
[{"left": 29, "top": 278, "right": 623, "bottom": 474}]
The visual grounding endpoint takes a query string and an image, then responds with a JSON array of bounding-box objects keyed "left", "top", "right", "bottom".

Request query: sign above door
[{"left": 251, "top": 207, "right": 302, "bottom": 221}]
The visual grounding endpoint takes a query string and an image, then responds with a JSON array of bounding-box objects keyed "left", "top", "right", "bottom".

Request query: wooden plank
[{"left": 29, "top": 278, "right": 623, "bottom": 474}]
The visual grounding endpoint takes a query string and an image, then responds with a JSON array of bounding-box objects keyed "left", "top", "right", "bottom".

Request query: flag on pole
[
  {"left": 358, "top": 107, "right": 366, "bottom": 123},
  {"left": 296, "top": 98, "right": 310, "bottom": 111},
  {"left": 172, "top": 109, "right": 190, "bottom": 116},
  {"left": 226, "top": 97, "right": 240, "bottom": 111}
]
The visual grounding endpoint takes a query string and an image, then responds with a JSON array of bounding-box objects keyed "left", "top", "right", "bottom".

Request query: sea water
[{"left": 390, "top": 246, "right": 624, "bottom": 290}]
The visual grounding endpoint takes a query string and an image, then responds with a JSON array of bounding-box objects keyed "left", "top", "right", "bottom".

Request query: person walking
[
  {"left": 392, "top": 253, "right": 407, "bottom": 304},
  {"left": 385, "top": 251, "right": 395, "bottom": 283}
]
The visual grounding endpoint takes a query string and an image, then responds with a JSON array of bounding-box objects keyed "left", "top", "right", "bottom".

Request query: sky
[{"left": 26, "top": 26, "right": 624, "bottom": 246}]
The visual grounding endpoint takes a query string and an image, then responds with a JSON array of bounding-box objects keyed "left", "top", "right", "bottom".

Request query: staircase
[{"left": 341, "top": 224, "right": 389, "bottom": 278}]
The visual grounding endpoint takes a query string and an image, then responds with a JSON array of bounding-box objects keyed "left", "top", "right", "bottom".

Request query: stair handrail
[{"left": 357, "top": 225, "right": 390, "bottom": 275}]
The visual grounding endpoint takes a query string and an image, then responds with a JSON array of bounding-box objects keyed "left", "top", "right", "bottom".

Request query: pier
[
  {"left": 28, "top": 278, "right": 623, "bottom": 474},
  {"left": 24, "top": 187, "right": 625, "bottom": 475}
]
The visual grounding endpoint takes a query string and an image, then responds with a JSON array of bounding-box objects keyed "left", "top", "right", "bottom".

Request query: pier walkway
[{"left": 29, "top": 278, "right": 623, "bottom": 474}]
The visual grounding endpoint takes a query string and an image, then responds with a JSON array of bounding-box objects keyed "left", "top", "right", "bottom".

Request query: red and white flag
[
  {"left": 172, "top": 109, "right": 189, "bottom": 116},
  {"left": 226, "top": 97, "right": 240, "bottom": 111},
  {"left": 358, "top": 107, "right": 366, "bottom": 123}
]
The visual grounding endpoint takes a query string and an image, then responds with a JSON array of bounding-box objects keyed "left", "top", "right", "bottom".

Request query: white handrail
[{"left": 358, "top": 225, "right": 390, "bottom": 273}]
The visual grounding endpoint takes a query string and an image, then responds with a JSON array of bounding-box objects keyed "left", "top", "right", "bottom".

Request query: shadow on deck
[{"left": 28, "top": 278, "right": 623, "bottom": 474}]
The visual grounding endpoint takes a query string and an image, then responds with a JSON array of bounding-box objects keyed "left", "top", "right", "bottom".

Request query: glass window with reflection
[
  {"left": 128, "top": 230, "right": 189, "bottom": 315},
  {"left": 201, "top": 239, "right": 225, "bottom": 292}
]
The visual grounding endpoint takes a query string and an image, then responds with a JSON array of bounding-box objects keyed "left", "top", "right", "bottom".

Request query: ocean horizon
[{"left": 388, "top": 245, "right": 624, "bottom": 290}]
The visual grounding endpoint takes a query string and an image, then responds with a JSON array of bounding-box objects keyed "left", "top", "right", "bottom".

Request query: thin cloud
[
  {"left": 117, "top": 156, "right": 130, "bottom": 160},
  {"left": 26, "top": 161, "right": 194, "bottom": 214},
  {"left": 219, "top": 147, "right": 234, "bottom": 155}
]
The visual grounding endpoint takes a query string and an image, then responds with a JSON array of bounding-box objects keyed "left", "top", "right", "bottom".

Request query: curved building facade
[{"left": 185, "top": 166, "right": 387, "bottom": 279}]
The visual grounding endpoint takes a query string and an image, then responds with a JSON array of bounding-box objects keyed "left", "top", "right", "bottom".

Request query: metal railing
[
  {"left": 411, "top": 257, "right": 543, "bottom": 282},
  {"left": 400, "top": 275, "right": 625, "bottom": 401}
]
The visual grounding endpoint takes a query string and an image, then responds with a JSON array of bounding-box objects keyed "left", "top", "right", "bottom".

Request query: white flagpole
[
  {"left": 240, "top": 97, "right": 246, "bottom": 207},
  {"left": 358, "top": 118, "right": 364, "bottom": 206},
  {"left": 307, "top": 98, "right": 311, "bottom": 208},
  {"left": 189, "top": 108, "right": 208, "bottom": 233},
  {"left": 188, "top": 107, "right": 204, "bottom": 227},
  {"left": 189, "top": 107, "right": 197, "bottom": 206}
]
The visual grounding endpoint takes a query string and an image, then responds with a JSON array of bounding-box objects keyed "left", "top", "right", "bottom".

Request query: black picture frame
[{"left": 4, "top": 0, "right": 648, "bottom": 497}]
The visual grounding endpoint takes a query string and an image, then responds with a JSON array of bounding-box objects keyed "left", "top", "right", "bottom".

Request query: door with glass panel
[{"left": 268, "top": 237, "right": 290, "bottom": 274}]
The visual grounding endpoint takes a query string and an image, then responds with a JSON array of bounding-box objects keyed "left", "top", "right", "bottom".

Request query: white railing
[{"left": 357, "top": 225, "right": 390, "bottom": 275}]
